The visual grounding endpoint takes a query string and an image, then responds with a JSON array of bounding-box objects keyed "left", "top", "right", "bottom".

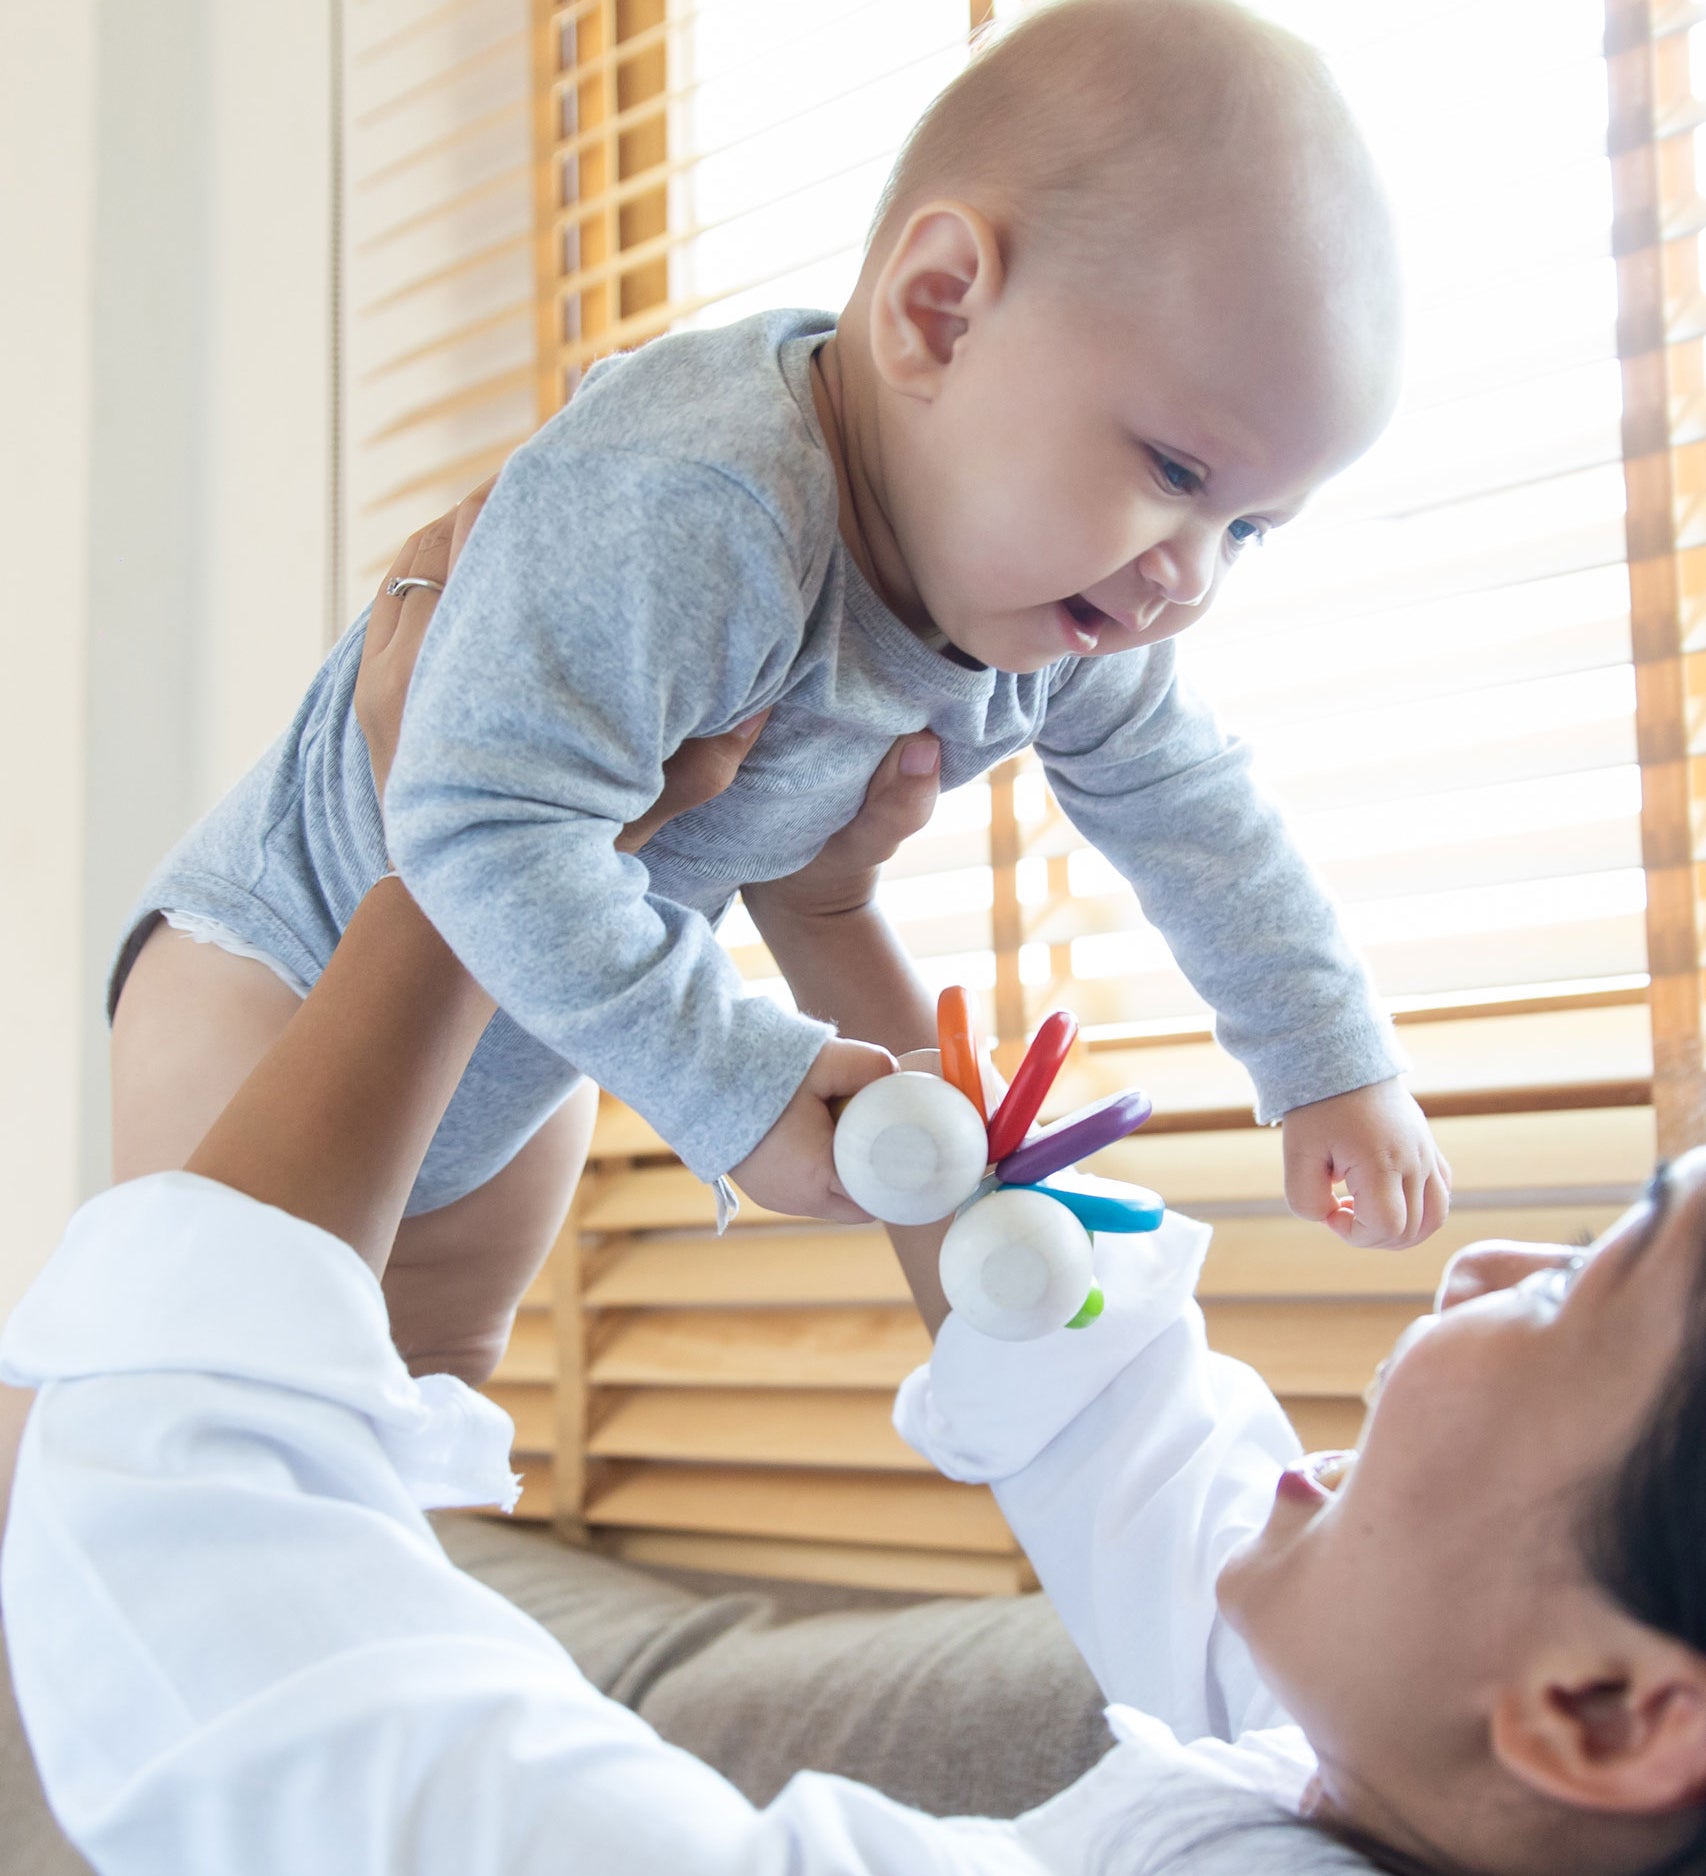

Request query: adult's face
[{"left": 1218, "top": 1149, "right": 1706, "bottom": 1864}]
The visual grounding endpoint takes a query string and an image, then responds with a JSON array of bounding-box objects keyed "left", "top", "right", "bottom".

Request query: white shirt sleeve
[
  {"left": 894, "top": 1210, "right": 1302, "bottom": 1742},
  {"left": 0, "top": 1175, "right": 1041, "bottom": 1876}
]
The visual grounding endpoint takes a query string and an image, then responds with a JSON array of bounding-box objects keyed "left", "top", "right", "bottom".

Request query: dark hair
[{"left": 1571, "top": 1177, "right": 1706, "bottom": 1876}]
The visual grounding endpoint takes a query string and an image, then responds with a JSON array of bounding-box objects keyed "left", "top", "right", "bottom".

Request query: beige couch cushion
[
  {"left": 435, "top": 1517, "right": 1112, "bottom": 1819},
  {"left": 636, "top": 1583, "right": 1113, "bottom": 1817}
]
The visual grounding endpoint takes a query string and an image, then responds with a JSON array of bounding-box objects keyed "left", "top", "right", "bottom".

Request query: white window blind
[
  {"left": 340, "top": 0, "right": 537, "bottom": 617},
  {"left": 669, "top": 0, "right": 974, "bottom": 327},
  {"left": 990, "top": 0, "right": 1643, "bottom": 1065}
]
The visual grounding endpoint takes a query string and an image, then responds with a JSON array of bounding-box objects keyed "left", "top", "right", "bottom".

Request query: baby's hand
[
  {"left": 1280, "top": 1077, "right": 1451, "bottom": 1249},
  {"left": 730, "top": 1037, "right": 895, "bottom": 1221}
]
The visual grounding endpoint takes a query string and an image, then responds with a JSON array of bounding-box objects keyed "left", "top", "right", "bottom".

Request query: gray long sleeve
[
  {"left": 134, "top": 309, "right": 1406, "bottom": 1208},
  {"left": 384, "top": 443, "right": 834, "bottom": 1180},
  {"left": 1036, "top": 647, "right": 1405, "bottom": 1122}
]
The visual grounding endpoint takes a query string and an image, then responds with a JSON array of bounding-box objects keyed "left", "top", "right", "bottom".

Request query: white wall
[
  {"left": 0, "top": 0, "right": 334, "bottom": 1324},
  {"left": 1, "top": 0, "right": 97, "bottom": 1325}
]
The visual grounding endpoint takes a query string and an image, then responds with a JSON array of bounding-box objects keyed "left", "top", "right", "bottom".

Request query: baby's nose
[{"left": 1137, "top": 530, "right": 1217, "bottom": 609}]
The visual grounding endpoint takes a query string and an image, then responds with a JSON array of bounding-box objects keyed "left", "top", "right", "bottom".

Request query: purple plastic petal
[{"left": 996, "top": 1088, "right": 1153, "bottom": 1186}]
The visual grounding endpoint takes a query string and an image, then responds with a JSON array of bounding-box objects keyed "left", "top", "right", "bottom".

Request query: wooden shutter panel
[{"left": 1605, "top": 0, "right": 1706, "bottom": 1152}]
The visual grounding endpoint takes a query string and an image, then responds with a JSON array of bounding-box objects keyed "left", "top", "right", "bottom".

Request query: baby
[{"left": 110, "top": 0, "right": 1447, "bottom": 1374}]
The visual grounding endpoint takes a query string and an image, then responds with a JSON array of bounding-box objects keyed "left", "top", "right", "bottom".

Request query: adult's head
[{"left": 1219, "top": 1148, "right": 1706, "bottom": 1874}]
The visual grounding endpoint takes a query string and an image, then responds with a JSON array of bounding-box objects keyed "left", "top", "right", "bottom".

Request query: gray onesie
[{"left": 115, "top": 308, "right": 1402, "bottom": 1212}]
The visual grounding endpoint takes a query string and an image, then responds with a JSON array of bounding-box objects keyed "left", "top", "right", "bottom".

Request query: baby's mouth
[{"left": 1058, "top": 593, "right": 1114, "bottom": 652}]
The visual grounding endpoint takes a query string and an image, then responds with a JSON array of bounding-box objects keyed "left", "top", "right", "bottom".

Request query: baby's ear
[
  {"left": 1490, "top": 1634, "right": 1706, "bottom": 1816},
  {"left": 868, "top": 201, "right": 1003, "bottom": 396}
]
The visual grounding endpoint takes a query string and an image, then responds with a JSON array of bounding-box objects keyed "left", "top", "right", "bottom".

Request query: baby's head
[
  {"left": 831, "top": 0, "right": 1401, "bottom": 672},
  {"left": 1218, "top": 1146, "right": 1706, "bottom": 1875}
]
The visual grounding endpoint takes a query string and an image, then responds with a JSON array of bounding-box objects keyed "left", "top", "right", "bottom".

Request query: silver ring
[{"left": 386, "top": 576, "right": 444, "bottom": 598}]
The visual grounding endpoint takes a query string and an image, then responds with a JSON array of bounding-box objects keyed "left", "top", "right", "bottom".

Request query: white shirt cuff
[
  {"left": 893, "top": 1208, "right": 1213, "bottom": 1482},
  {"left": 0, "top": 1172, "right": 520, "bottom": 1512}
]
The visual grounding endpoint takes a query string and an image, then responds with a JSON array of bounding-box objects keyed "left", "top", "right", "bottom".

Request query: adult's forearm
[
  {"left": 747, "top": 898, "right": 955, "bottom": 1334},
  {"left": 184, "top": 877, "right": 495, "bottom": 1275},
  {"left": 749, "top": 901, "right": 935, "bottom": 1058}
]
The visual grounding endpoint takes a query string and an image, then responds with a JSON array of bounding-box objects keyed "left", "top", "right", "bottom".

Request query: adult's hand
[
  {"left": 743, "top": 732, "right": 940, "bottom": 923},
  {"left": 739, "top": 733, "right": 941, "bottom": 1062},
  {"left": 355, "top": 477, "right": 768, "bottom": 847}
]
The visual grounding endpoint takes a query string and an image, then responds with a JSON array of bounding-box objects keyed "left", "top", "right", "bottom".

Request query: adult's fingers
[
  {"left": 366, "top": 524, "right": 429, "bottom": 660},
  {"left": 448, "top": 475, "right": 497, "bottom": 568},
  {"left": 832, "top": 733, "right": 940, "bottom": 873},
  {"left": 1436, "top": 1240, "right": 1575, "bottom": 1312},
  {"left": 385, "top": 507, "right": 458, "bottom": 657},
  {"left": 615, "top": 711, "right": 771, "bottom": 855},
  {"left": 358, "top": 507, "right": 458, "bottom": 800}
]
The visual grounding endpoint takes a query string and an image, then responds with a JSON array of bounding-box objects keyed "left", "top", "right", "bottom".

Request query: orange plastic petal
[{"left": 936, "top": 985, "right": 988, "bottom": 1123}]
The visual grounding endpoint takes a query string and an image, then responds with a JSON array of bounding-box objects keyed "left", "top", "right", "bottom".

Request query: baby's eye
[
  {"left": 1227, "top": 517, "right": 1267, "bottom": 549},
  {"left": 1153, "top": 453, "right": 1200, "bottom": 495}
]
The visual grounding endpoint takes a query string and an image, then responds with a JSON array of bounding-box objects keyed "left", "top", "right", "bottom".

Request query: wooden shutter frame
[
  {"left": 1606, "top": 0, "right": 1706, "bottom": 1156},
  {"left": 533, "top": 0, "right": 672, "bottom": 418}
]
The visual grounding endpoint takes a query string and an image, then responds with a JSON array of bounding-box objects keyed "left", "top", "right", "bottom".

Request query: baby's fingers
[
  {"left": 1369, "top": 1155, "right": 1451, "bottom": 1250},
  {"left": 1282, "top": 1145, "right": 1341, "bottom": 1232},
  {"left": 1417, "top": 1159, "right": 1451, "bottom": 1242},
  {"left": 1341, "top": 1162, "right": 1409, "bottom": 1249}
]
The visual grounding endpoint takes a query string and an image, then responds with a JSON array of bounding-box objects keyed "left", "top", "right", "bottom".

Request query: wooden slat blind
[
  {"left": 448, "top": 1, "right": 1673, "bottom": 1590},
  {"left": 1005, "top": 0, "right": 1642, "bottom": 1048},
  {"left": 532, "top": 0, "right": 977, "bottom": 398},
  {"left": 1605, "top": 0, "right": 1706, "bottom": 1153},
  {"left": 533, "top": 0, "right": 672, "bottom": 413},
  {"left": 342, "top": 0, "right": 539, "bottom": 609}
]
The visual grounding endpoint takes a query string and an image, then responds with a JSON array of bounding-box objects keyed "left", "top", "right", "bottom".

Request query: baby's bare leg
[
  {"left": 112, "top": 922, "right": 306, "bottom": 1179},
  {"left": 380, "top": 1080, "right": 596, "bottom": 1384},
  {"left": 112, "top": 919, "right": 595, "bottom": 1385}
]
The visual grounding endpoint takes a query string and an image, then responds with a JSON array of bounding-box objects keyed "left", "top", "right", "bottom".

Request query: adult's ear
[
  {"left": 1490, "top": 1636, "right": 1706, "bottom": 1815},
  {"left": 866, "top": 200, "right": 1004, "bottom": 401}
]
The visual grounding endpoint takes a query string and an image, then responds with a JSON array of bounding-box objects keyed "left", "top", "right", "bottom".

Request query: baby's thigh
[
  {"left": 110, "top": 922, "right": 305, "bottom": 1180},
  {"left": 383, "top": 1078, "right": 599, "bottom": 1386}
]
